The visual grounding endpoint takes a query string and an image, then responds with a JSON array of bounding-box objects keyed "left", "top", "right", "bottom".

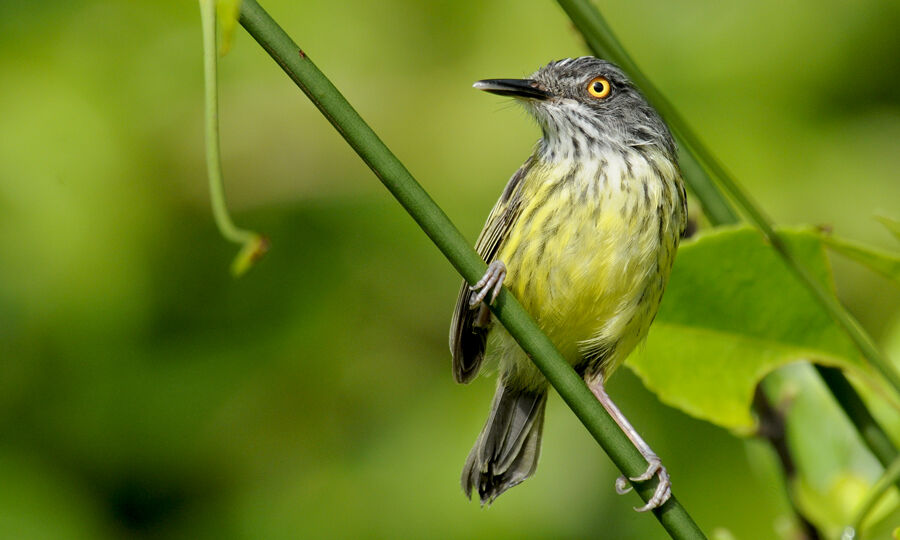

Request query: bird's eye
[{"left": 587, "top": 77, "right": 611, "bottom": 99}]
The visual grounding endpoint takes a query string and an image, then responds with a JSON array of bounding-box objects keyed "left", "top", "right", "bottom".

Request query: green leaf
[
  {"left": 217, "top": 0, "right": 242, "bottom": 56},
  {"left": 627, "top": 226, "right": 865, "bottom": 431},
  {"left": 793, "top": 473, "right": 872, "bottom": 539},
  {"left": 878, "top": 216, "right": 900, "bottom": 244},
  {"left": 230, "top": 234, "right": 269, "bottom": 277},
  {"left": 821, "top": 234, "right": 900, "bottom": 288}
]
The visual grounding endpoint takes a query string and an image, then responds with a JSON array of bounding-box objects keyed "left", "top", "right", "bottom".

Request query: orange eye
[{"left": 587, "top": 77, "right": 611, "bottom": 99}]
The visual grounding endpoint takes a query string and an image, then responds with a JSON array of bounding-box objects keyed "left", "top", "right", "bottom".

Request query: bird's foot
[
  {"left": 614, "top": 454, "right": 671, "bottom": 512},
  {"left": 468, "top": 260, "right": 506, "bottom": 308}
]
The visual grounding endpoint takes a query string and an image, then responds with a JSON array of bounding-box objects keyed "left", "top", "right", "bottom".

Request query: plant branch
[
  {"left": 816, "top": 366, "right": 899, "bottom": 469},
  {"left": 200, "top": 0, "right": 268, "bottom": 276},
  {"left": 553, "top": 0, "right": 737, "bottom": 226},
  {"left": 847, "top": 453, "right": 900, "bottom": 539},
  {"left": 237, "top": 1, "right": 706, "bottom": 538},
  {"left": 753, "top": 387, "right": 821, "bottom": 540}
]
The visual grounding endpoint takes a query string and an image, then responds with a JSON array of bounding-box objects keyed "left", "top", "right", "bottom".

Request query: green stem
[
  {"left": 554, "top": 0, "right": 737, "bottom": 226},
  {"left": 554, "top": 0, "right": 900, "bottom": 395},
  {"left": 847, "top": 453, "right": 900, "bottom": 539},
  {"left": 237, "top": 1, "right": 706, "bottom": 538},
  {"left": 200, "top": 0, "right": 267, "bottom": 276},
  {"left": 816, "top": 366, "right": 899, "bottom": 469},
  {"left": 752, "top": 386, "right": 823, "bottom": 539}
]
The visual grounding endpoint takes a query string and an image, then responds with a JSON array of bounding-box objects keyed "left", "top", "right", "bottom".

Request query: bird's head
[{"left": 474, "top": 57, "right": 675, "bottom": 159}]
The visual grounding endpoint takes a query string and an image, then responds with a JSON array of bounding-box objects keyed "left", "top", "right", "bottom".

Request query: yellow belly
[{"left": 489, "top": 154, "right": 683, "bottom": 388}]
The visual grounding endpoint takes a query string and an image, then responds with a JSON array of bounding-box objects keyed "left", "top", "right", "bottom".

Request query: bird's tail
[{"left": 462, "top": 382, "right": 548, "bottom": 505}]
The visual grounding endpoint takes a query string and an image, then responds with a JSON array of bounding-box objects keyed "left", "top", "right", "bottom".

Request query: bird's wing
[{"left": 450, "top": 157, "right": 534, "bottom": 383}]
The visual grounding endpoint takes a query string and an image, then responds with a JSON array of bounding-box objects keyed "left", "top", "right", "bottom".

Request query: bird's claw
[
  {"left": 468, "top": 261, "right": 506, "bottom": 308},
  {"left": 614, "top": 456, "right": 671, "bottom": 512}
]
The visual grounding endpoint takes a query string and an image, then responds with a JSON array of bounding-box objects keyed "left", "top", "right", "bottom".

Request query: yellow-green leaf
[
  {"left": 230, "top": 234, "right": 269, "bottom": 277},
  {"left": 217, "top": 0, "right": 242, "bottom": 56},
  {"left": 822, "top": 234, "right": 900, "bottom": 288},
  {"left": 878, "top": 216, "right": 900, "bottom": 244},
  {"left": 627, "top": 226, "right": 865, "bottom": 430}
]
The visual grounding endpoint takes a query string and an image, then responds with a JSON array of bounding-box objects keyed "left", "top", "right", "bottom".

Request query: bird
[{"left": 449, "top": 57, "right": 687, "bottom": 511}]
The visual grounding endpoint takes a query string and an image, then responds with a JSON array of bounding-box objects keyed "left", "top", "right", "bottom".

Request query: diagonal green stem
[
  {"left": 846, "top": 453, "right": 900, "bottom": 539},
  {"left": 237, "top": 1, "right": 706, "bottom": 538},
  {"left": 554, "top": 0, "right": 737, "bottom": 226},
  {"left": 816, "top": 365, "right": 899, "bottom": 471},
  {"left": 200, "top": 0, "right": 268, "bottom": 276}
]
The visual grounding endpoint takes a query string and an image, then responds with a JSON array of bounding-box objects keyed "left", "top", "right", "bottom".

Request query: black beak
[{"left": 472, "top": 79, "right": 550, "bottom": 100}]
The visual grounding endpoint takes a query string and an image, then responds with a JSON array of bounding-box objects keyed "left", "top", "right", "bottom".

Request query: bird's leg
[
  {"left": 586, "top": 374, "right": 672, "bottom": 512},
  {"left": 468, "top": 260, "right": 506, "bottom": 307}
]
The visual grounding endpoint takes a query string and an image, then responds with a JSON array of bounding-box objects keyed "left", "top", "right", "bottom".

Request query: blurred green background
[{"left": 2, "top": 0, "right": 899, "bottom": 538}]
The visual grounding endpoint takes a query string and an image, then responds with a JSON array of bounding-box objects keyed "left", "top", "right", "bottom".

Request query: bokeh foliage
[{"left": 1, "top": 0, "right": 899, "bottom": 538}]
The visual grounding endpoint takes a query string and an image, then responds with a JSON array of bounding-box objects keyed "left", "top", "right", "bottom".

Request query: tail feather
[{"left": 462, "top": 384, "right": 548, "bottom": 505}]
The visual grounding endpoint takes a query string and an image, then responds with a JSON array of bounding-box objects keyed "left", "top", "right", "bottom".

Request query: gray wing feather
[{"left": 450, "top": 157, "right": 534, "bottom": 383}]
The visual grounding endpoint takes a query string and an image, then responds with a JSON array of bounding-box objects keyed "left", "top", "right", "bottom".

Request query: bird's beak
[{"left": 472, "top": 79, "right": 550, "bottom": 100}]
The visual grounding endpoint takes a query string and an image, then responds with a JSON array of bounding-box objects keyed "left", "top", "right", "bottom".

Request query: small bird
[{"left": 450, "top": 57, "right": 686, "bottom": 511}]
